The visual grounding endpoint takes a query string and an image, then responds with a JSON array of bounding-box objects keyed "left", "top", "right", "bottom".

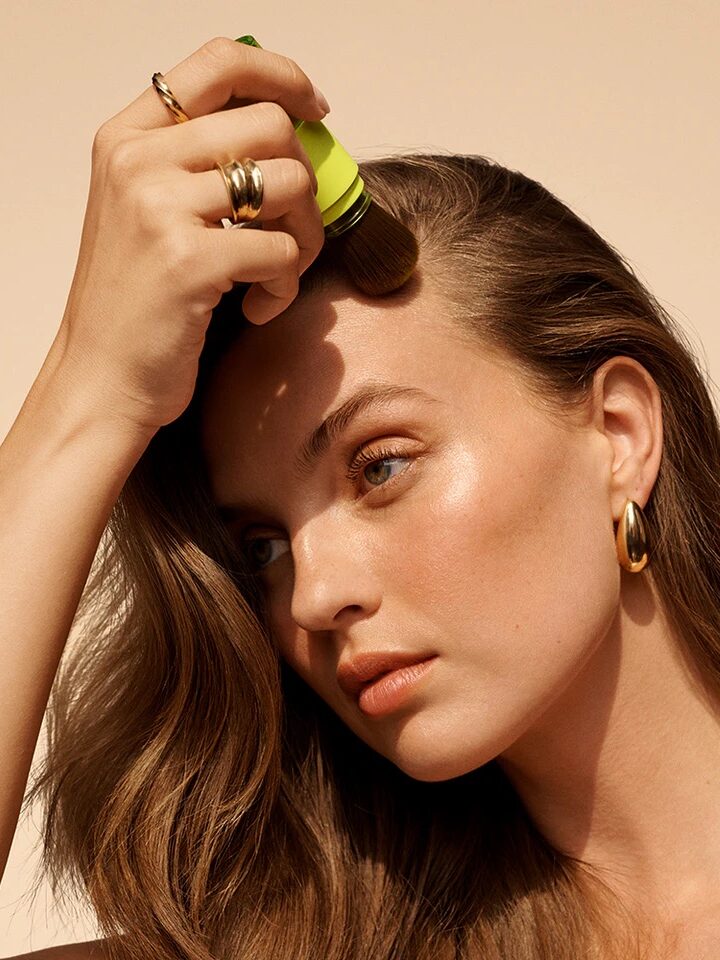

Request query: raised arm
[{"left": 0, "top": 337, "right": 153, "bottom": 881}]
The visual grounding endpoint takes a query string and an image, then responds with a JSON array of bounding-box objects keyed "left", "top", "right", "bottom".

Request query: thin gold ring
[
  {"left": 151, "top": 73, "right": 263, "bottom": 224},
  {"left": 151, "top": 71, "right": 190, "bottom": 123}
]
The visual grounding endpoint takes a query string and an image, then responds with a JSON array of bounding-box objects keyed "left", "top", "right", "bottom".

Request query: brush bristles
[{"left": 328, "top": 200, "right": 419, "bottom": 296}]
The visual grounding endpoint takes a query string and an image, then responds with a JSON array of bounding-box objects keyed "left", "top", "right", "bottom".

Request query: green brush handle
[{"left": 235, "top": 35, "right": 368, "bottom": 238}]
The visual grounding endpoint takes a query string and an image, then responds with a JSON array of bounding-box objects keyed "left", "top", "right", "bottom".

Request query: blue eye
[
  {"left": 345, "top": 445, "right": 411, "bottom": 487},
  {"left": 240, "top": 446, "right": 414, "bottom": 574}
]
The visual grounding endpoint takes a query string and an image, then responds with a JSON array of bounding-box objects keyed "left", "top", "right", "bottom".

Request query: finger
[
  {"left": 152, "top": 102, "right": 319, "bottom": 194},
  {"left": 201, "top": 225, "right": 303, "bottom": 325},
  {"left": 185, "top": 158, "right": 325, "bottom": 275},
  {"left": 115, "top": 37, "right": 328, "bottom": 132},
  {"left": 241, "top": 275, "right": 300, "bottom": 326}
]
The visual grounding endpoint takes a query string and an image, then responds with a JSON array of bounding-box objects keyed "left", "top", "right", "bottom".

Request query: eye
[
  {"left": 241, "top": 536, "right": 290, "bottom": 573},
  {"left": 345, "top": 443, "right": 413, "bottom": 492},
  {"left": 240, "top": 444, "right": 416, "bottom": 575}
]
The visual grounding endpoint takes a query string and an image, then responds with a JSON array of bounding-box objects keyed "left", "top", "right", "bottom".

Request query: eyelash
[
  {"left": 344, "top": 442, "right": 412, "bottom": 487},
  {"left": 240, "top": 442, "right": 414, "bottom": 572}
]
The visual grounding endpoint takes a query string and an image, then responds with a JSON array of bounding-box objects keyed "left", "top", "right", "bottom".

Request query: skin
[{"left": 199, "top": 266, "right": 720, "bottom": 950}]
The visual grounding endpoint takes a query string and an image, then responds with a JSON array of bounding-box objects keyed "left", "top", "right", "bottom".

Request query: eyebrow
[
  {"left": 294, "top": 381, "right": 441, "bottom": 478},
  {"left": 215, "top": 381, "right": 441, "bottom": 518}
]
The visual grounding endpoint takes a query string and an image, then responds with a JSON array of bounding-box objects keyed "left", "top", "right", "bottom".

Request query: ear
[{"left": 588, "top": 356, "right": 663, "bottom": 521}]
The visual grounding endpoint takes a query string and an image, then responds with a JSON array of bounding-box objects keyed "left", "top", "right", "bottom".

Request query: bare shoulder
[{"left": 4, "top": 939, "right": 110, "bottom": 960}]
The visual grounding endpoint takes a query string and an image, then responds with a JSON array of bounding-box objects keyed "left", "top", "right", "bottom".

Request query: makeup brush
[{"left": 236, "top": 35, "right": 419, "bottom": 295}]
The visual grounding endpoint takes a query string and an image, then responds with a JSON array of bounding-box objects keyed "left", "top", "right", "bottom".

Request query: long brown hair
[{"left": 25, "top": 154, "right": 720, "bottom": 959}]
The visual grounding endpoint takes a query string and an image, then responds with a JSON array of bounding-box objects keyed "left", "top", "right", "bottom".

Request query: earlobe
[{"left": 592, "top": 355, "right": 664, "bottom": 517}]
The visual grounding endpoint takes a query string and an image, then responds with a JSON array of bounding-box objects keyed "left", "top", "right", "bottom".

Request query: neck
[{"left": 496, "top": 569, "right": 720, "bottom": 926}]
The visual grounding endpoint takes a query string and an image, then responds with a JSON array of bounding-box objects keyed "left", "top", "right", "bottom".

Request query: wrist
[{"left": 22, "top": 338, "right": 156, "bottom": 465}]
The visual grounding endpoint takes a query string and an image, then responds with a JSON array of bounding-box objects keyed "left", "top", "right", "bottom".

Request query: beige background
[{"left": 1, "top": 0, "right": 718, "bottom": 954}]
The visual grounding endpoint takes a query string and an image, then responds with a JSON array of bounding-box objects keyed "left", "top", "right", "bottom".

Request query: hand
[{"left": 55, "top": 36, "right": 329, "bottom": 438}]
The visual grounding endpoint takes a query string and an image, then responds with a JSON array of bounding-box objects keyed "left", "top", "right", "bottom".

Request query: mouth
[
  {"left": 336, "top": 650, "right": 438, "bottom": 700},
  {"left": 356, "top": 656, "right": 438, "bottom": 717}
]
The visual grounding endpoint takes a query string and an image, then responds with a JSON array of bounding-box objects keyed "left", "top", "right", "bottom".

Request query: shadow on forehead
[
  {"left": 194, "top": 261, "right": 431, "bottom": 406},
  {"left": 191, "top": 259, "right": 439, "bottom": 490}
]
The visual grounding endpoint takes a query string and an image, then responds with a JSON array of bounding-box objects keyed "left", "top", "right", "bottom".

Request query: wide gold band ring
[{"left": 215, "top": 158, "right": 264, "bottom": 224}]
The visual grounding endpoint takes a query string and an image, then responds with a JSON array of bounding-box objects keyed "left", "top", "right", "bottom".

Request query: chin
[
  {"left": 373, "top": 707, "right": 530, "bottom": 783},
  {"left": 387, "top": 738, "right": 500, "bottom": 783},
  {"left": 393, "top": 754, "right": 483, "bottom": 783}
]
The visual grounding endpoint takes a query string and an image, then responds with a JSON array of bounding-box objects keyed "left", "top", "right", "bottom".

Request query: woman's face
[{"left": 199, "top": 270, "right": 621, "bottom": 782}]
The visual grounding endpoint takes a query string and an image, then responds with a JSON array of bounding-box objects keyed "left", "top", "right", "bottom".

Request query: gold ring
[
  {"left": 151, "top": 71, "right": 190, "bottom": 123},
  {"left": 215, "top": 158, "right": 264, "bottom": 224}
]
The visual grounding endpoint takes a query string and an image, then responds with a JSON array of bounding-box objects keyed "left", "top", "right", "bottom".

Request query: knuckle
[
  {"left": 198, "top": 36, "right": 235, "bottom": 67},
  {"left": 132, "top": 180, "right": 172, "bottom": 227},
  {"left": 105, "top": 136, "right": 145, "bottom": 181},
  {"left": 285, "top": 158, "right": 312, "bottom": 194},
  {"left": 280, "top": 56, "right": 314, "bottom": 100},
  {"left": 275, "top": 232, "right": 301, "bottom": 270},
  {"left": 258, "top": 99, "right": 293, "bottom": 133},
  {"left": 91, "top": 120, "right": 117, "bottom": 160},
  {"left": 161, "top": 232, "right": 198, "bottom": 278}
]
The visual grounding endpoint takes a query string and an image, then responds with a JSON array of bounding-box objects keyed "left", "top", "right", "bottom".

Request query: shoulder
[{"left": 4, "top": 939, "right": 110, "bottom": 960}]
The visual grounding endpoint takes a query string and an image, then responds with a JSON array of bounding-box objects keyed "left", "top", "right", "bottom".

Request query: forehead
[
  {"left": 209, "top": 271, "right": 460, "bottom": 382},
  {"left": 198, "top": 273, "right": 509, "bottom": 502}
]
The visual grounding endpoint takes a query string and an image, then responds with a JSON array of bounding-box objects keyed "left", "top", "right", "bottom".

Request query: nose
[{"left": 289, "top": 515, "right": 382, "bottom": 633}]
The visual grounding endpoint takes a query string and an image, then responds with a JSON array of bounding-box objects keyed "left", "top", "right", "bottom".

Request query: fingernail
[{"left": 312, "top": 83, "right": 330, "bottom": 114}]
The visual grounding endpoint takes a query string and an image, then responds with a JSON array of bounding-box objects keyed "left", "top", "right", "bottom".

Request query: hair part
[{"left": 25, "top": 153, "right": 720, "bottom": 960}]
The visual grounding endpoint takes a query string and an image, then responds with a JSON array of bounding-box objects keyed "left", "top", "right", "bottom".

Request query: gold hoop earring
[{"left": 615, "top": 498, "right": 649, "bottom": 573}]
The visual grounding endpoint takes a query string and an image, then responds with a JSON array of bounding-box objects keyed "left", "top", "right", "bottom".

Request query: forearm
[{"left": 0, "top": 335, "right": 152, "bottom": 881}]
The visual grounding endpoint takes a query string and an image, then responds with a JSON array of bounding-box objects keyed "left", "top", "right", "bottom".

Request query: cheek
[
  {"left": 403, "top": 426, "right": 618, "bottom": 645},
  {"left": 384, "top": 430, "right": 621, "bottom": 775}
]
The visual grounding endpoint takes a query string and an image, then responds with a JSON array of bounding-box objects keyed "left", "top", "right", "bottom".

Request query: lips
[{"left": 336, "top": 650, "right": 437, "bottom": 700}]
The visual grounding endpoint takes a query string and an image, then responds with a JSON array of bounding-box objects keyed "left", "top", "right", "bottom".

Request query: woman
[{"left": 3, "top": 36, "right": 719, "bottom": 960}]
